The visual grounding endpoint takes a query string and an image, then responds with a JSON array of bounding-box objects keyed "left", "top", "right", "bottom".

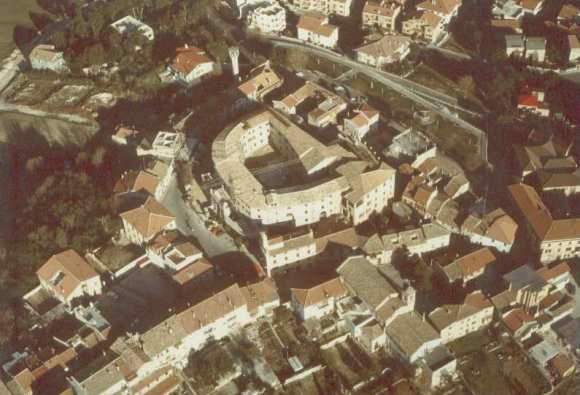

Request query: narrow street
[{"left": 161, "top": 176, "right": 238, "bottom": 258}]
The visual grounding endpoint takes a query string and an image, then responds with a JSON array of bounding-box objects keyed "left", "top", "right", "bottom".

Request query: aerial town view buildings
[{"left": 1, "top": 0, "right": 580, "bottom": 394}]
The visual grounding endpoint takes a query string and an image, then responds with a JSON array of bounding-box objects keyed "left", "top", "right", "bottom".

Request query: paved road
[
  {"left": 161, "top": 176, "right": 238, "bottom": 258},
  {"left": 256, "top": 35, "right": 488, "bottom": 164}
]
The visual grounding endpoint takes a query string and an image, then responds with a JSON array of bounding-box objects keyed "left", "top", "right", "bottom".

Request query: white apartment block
[
  {"left": 297, "top": 14, "right": 339, "bottom": 49},
  {"left": 290, "top": 277, "right": 347, "bottom": 320},
  {"left": 259, "top": 228, "right": 317, "bottom": 273},
  {"left": 362, "top": 1, "right": 401, "bottom": 31},
  {"left": 212, "top": 109, "right": 395, "bottom": 228},
  {"left": 247, "top": 1, "right": 287, "bottom": 33},
  {"left": 294, "top": 0, "right": 353, "bottom": 17},
  {"left": 343, "top": 105, "right": 380, "bottom": 142},
  {"left": 372, "top": 223, "right": 452, "bottom": 264},
  {"left": 149, "top": 131, "right": 185, "bottom": 159},
  {"left": 110, "top": 16, "right": 155, "bottom": 41},
  {"left": 28, "top": 44, "right": 68, "bottom": 73},
  {"left": 509, "top": 183, "right": 580, "bottom": 264},
  {"left": 429, "top": 292, "right": 495, "bottom": 344}
]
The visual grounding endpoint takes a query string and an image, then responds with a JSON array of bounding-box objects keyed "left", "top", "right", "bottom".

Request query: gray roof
[
  {"left": 385, "top": 312, "right": 440, "bottom": 360},
  {"left": 337, "top": 256, "right": 398, "bottom": 310},
  {"left": 503, "top": 265, "right": 546, "bottom": 291},
  {"left": 552, "top": 316, "right": 580, "bottom": 349}
]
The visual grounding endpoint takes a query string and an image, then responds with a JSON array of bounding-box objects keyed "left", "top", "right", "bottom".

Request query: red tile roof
[{"left": 37, "top": 250, "right": 99, "bottom": 300}]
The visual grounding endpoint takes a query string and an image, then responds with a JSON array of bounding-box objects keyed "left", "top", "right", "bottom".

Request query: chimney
[{"left": 228, "top": 47, "right": 240, "bottom": 80}]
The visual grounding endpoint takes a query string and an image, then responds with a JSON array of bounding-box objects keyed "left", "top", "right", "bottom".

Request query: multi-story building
[
  {"left": 362, "top": 1, "right": 401, "bottom": 31},
  {"left": 297, "top": 14, "right": 339, "bottom": 49},
  {"left": 290, "top": 277, "right": 348, "bottom": 320},
  {"left": 436, "top": 247, "right": 497, "bottom": 287},
  {"left": 247, "top": 0, "right": 287, "bottom": 33},
  {"left": 526, "top": 36, "right": 547, "bottom": 62},
  {"left": 503, "top": 264, "right": 552, "bottom": 312},
  {"left": 461, "top": 208, "right": 518, "bottom": 253},
  {"left": 402, "top": 11, "right": 442, "bottom": 41},
  {"left": 237, "top": 61, "right": 284, "bottom": 102},
  {"left": 428, "top": 291, "right": 495, "bottom": 343},
  {"left": 505, "top": 34, "right": 525, "bottom": 57},
  {"left": 170, "top": 46, "right": 218, "bottom": 86},
  {"left": 508, "top": 183, "right": 580, "bottom": 263},
  {"left": 354, "top": 35, "right": 412, "bottom": 68},
  {"left": 343, "top": 104, "right": 380, "bottom": 142},
  {"left": 372, "top": 223, "right": 452, "bottom": 264},
  {"left": 212, "top": 109, "right": 395, "bottom": 228},
  {"left": 28, "top": 44, "right": 68, "bottom": 73},
  {"left": 36, "top": 250, "right": 103, "bottom": 305},
  {"left": 294, "top": 0, "right": 353, "bottom": 17},
  {"left": 120, "top": 196, "right": 176, "bottom": 245}
]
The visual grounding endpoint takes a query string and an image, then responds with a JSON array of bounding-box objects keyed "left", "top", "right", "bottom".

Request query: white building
[
  {"left": 526, "top": 36, "right": 546, "bottom": 62},
  {"left": 170, "top": 46, "right": 218, "bottom": 85},
  {"left": 247, "top": 1, "right": 287, "bottom": 33},
  {"left": 343, "top": 104, "right": 380, "bottom": 142},
  {"left": 355, "top": 35, "right": 412, "bottom": 68},
  {"left": 36, "top": 250, "right": 102, "bottom": 304},
  {"left": 370, "top": 223, "right": 452, "bottom": 264},
  {"left": 505, "top": 34, "right": 525, "bottom": 57},
  {"left": 120, "top": 197, "right": 176, "bottom": 245},
  {"left": 28, "top": 44, "right": 68, "bottom": 73},
  {"left": 212, "top": 109, "right": 395, "bottom": 228},
  {"left": 297, "top": 14, "right": 339, "bottom": 49},
  {"left": 429, "top": 291, "right": 495, "bottom": 343},
  {"left": 294, "top": 0, "right": 353, "bottom": 17},
  {"left": 385, "top": 312, "right": 442, "bottom": 364},
  {"left": 362, "top": 1, "right": 401, "bottom": 31},
  {"left": 146, "top": 131, "right": 185, "bottom": 159},
  {"left": 290, "top": 277, "right": 347, "bottom": 320},
  {"left": 110, "top": 15, "right": 154, "bottom": 41},
  {"left": 462, "top": 208, "right": 518, "bottom": 253},
  {"left": 509, "top": 183, "right": 580, "bottom": 264}
]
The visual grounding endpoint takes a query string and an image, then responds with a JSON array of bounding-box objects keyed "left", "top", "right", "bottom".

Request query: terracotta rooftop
[
  {"left": 120, "top": 197, "right": 175, "bottom": 240},
  {"left": 37, "top": 250, "right": 99, "bottom": 300},
  {"left": 297, "top": 14, "right": 338, "bottom": 37},
  {"left": 502, "top": 308, "right": 534, "bottom": 333},
  {"left": 508, "top": 183, "right": 552, "bottom": 240},
  {"left": 291, "top": 277, "right": 347, "bottom": 307},
  {"left": 172, "top": 46, "right": 213, "bottom": 75},
  {"left": 240, "top": 278, "right": 279, "bottom": 314}
]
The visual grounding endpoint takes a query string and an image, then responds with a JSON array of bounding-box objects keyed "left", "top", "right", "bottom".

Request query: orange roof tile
[
  {"left": 120, "top": 197, "right": 175, "bottom": 240},
  {"left": 37, "top": 250, "right": 99, "bottom": 300}
]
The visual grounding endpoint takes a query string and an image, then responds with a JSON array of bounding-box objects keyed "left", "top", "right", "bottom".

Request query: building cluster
[{"left": 7, "top": 0, "right": 580, "bottom": 393}]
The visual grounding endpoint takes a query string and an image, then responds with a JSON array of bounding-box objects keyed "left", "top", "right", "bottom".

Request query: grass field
[{"left": 0, "top": 0, "right": 39, "bottom": 58}]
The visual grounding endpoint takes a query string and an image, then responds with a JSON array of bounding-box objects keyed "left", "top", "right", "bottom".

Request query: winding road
[{"left": 254, "top": 35, "right": 489, "bottom": 165}]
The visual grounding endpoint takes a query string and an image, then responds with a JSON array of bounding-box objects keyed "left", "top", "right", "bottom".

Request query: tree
[{"left": 29, "top": 11, "right": 54, "bottom": 31}]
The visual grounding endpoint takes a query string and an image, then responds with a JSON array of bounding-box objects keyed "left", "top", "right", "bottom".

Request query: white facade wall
[
  {"left": 248, "top": 3, "right": 287, "bottom": 33},
  {"left": 235, "top": 189, "right": 345, "bottom": 226},
  {"left": 265, "top": 242, "right": 317, "bottom": 274},
  {"left": 410, "top": 338, "right": 442, "bottom": 364},
  {"left": 350, "top": 177, "right": 395, "bottom": 225},
  {"left": 297, "top": 27, "right": 339, "bottom": 49},
  {"left": 527, "top": 48, "right": 546, "bottom": 62},
  {"left": 30, "top": 55, "right": 67, "bottom": 73},
  {"left": 428, "top": 358, "right": 457, "bottom": 388},
  {"left": 466, "top": 232, "right": 512, "bottom": 253},
  {"left": 184, "top": 62, "right": 216, "bottom": 84},
  {"left": 439, "top": 307, "right": 494, "bottom": 344},
  {"left": 570, "top": 47, "right": 580, "bottom": 62},
  {"left": 540, "top": 238, "right": 580, "bottom": 264},
  {"left": 123, "top": 219, "right": 146, "bottom": 245},
  {"left": 344, "top": 113, "right": 379, "bottom": 141},
  {"left": 408, "top": 232, "right": 451, "bottom": 256},
  {"left": 292, "top": 296, "right": 337, "bottom": 321}
]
